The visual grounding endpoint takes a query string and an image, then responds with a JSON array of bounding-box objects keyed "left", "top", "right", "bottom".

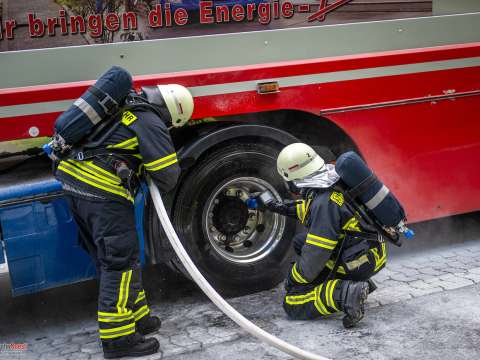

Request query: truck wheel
[{"left": 172, "top": 142, "right": 296, "bottom": 296}]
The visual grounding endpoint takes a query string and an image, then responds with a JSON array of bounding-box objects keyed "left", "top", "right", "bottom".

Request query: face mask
[{"left": 293, "top": 164, "right": 340, "bottom": 189}]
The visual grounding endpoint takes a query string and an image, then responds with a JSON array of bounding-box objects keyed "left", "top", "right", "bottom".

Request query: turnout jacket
[
  {"left": 55, "top": 108, "right": 180, "bottom": 202},
  {"left": 287, "top": 189, "right": 385, "bottom": 286}
]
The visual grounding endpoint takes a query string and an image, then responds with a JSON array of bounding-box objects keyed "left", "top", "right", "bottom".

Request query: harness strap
[
  {"left": 88, "top": 85, "right": 119, "bottom": 115},
  {"left": 70, "top": 147, "right": 138, "bottom": 161},
  {"left": 334, "top": 184, "right": 402, "bottom": 247},
  {"left": 346, "top": 174, "right": 377, "bottom": 199}
]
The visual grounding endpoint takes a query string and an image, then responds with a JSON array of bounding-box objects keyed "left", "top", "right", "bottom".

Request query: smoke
[{"left": 389, "top": 212, "right": 480, "bottom": 258}]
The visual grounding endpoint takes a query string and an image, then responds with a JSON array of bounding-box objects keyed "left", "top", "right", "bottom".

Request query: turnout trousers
[
  {"left": 65, "top": 195, "right": 152, "bottom": 342},
  {"left": 283, "top": 232, "right": 387, "bottom": 320}
]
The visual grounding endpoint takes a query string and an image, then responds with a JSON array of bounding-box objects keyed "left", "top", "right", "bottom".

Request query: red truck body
[{"left": 1, "top": 41, "right": 479, "bottom": 222}]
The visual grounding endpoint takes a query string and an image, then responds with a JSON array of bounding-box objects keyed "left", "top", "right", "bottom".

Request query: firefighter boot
[
  {"left": 102, "top": 333, "right": 160, "bottom": 359},
  {"left": 137, "top": 315, "right": 162, "bottom": 336},
  {"left": 338, "top": 281, "right": 369, "bottom": 329}
]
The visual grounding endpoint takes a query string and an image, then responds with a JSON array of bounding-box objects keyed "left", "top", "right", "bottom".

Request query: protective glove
[
  {"left": 247, "top": 191, "right": 300, "bottom": 218},
  {"left": 246, "top": 198, "right": 258, "bottom": 209},
  {"left": 246, "top": 191, "right": 275, "bottom": 210}
]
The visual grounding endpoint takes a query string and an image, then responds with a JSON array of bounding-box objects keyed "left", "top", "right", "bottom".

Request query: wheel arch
[{"left": 178, "top": 124, "right": 301, "bottom": 168}]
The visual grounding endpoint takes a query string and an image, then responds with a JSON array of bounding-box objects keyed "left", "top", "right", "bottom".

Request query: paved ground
[{"left": 1, "top": 213, "right": 480, "bottom": 360}]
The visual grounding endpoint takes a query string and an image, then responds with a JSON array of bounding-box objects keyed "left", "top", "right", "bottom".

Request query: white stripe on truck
[{"left": 1, "top": 56, "right": 479, "bottom": 119}]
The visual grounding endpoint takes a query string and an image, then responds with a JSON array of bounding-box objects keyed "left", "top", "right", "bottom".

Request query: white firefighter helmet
[
  {"left": 156, "top": 84, "right": 194, "bottom": 128},
  {"left": 277, "top": 143, "right": 325, "bottom": 181}
]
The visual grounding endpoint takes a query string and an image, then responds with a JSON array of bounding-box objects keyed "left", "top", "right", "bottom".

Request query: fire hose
[{"left": 147, "top": 177, "right": 332, "bottom": 360}]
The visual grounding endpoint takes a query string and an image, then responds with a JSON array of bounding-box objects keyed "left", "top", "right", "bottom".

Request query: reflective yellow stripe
[
  {"left": 342, "top": 216, "right": 362, "bottom": 232},
  {"left": 98, "top": 311, "right": 133, "bottom": 323},
  {"left": 303, "top": 198, "right": 312, "bottom": 222},
  {"left": 146, "top": 158, "right": 178, "bottom": 172},
  {"left": 291, "top": 263, "right": 309, "bottom": 284},
  {"left": 305, "top": 233, "right": 337, "bottom": 250},
  {"left": 291, "top": 267, "right": 301, "bottom": 283},
  {"left": 80, "top": 161, "right": 121, "bottom": 180},
  {"left": 66, "top": 160, "right": 121, "bottom": 184},
  {"left": 144, "top": 153, "right": 177, "bottom": 169},
  {"left": 306, "top": 239, "right": 336, "bottom": 250},
  {"left": 58, "top": 163, "right": 133, "bottom": 202},
  {"left": 116, "top": 270, "right": 132, "bottom": 314},
  {"left": 314, "top": 284, "right": 331, "bottom": 315},
  {"left": 116, "top": 272, "right": 126, "bottom": 314},
  {"left": 98, "top": 310, "right": 133, "bottom": 317},
  {"left": 100, "top": 328, "right": 135, "bottom": 339},
  {"left": 60, "top": 161, "right": 123, "bottom": 187},
  {"left": 328, "top": 280, "right": 340, "bottom": 311},
  {"left": 109, "top": 137, "right": 139, "bottom": 150},
  {"left": 371, "top": 242, "right": 387, "bottom": 272},
  {"left": 325, "top": 281, "right": 332, "bottom": 308},
  {"left": 133, "top": 305, "right": 150, "bottom": 321},
  {"left": 122, "top": 270, "right": 132, "bottom": 312},
  {"left": 135, "top": 290, "right": 146, "bottom": 305},
  {"left": 296, "top": 202, "right": 303, "bottom": 222},
  {"left": 285, "top": 290, "right": 316, "bottom": 305},
  {"left": 307, "top": 233, "right": 337, "bottom": 245},
  {"left": 375, "top": 257, "right": 387, "bottom": 271},
  {"left": 99, "top": 323, "right": 136, "bottom": 339},
  {"left": 99, "top": 323, "right": 135, "bottom": 334}
]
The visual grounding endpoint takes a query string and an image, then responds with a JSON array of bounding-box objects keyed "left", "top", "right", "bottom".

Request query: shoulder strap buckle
[
  {"left": 346, "top": 174, "right": 377, "bottom": 199},
  {"left": 89, "top": 85, "right": 119, "bottom": 115}
]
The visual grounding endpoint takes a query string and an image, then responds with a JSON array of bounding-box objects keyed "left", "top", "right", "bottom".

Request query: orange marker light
[{"left": 257, "top": 81, "right": 280, "bottom": 94}]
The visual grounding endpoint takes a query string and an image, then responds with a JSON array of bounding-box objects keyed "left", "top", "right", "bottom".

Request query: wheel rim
[{"left": 202, "top": 176, "right": 286, "bottom": 264}]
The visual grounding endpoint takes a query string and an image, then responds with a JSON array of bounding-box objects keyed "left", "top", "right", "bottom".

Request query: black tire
[{"left": 171, "top": 142, "right": 296, "bottom": 296}]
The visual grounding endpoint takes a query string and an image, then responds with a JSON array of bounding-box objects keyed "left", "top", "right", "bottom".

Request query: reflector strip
[
  {"left": 365, "top": 185, "right": 390, "bottom": 210},
  {"left": 73, "top": 98, "right": 102, "bottom": 124}
]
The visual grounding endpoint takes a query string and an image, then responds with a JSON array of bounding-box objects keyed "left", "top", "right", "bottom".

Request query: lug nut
[
  {"left": 210, "top": 226, "right": 216, "bottom": 231},
  {"left": 214, "top": 199, "right": 219, "bottom": 204},
  {"left": 243, "top": 240, "right": 253, "bottom": 248},
  {"left": 234, "top": 236, "right": 240, "bottom": 241},
  {"left": 243, "top": 226, "right": 250, "bottom": 233}
]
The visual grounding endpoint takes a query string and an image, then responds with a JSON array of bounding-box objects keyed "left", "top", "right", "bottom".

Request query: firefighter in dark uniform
[
  {"left": 254, "top": 143, "right": 386, "bottom": 328},
  {"left": 55, "top": 84, "right": 194, "bottom": 358}
]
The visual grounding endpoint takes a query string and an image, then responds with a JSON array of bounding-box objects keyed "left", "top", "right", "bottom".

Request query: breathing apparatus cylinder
[
  {"left": 54, "top": 66, "right": 132, "bottom": 147},
  {"left": 335, "top": 151, "right": 414, "bottom": 238}
]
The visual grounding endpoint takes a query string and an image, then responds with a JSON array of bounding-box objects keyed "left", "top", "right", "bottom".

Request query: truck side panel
[
  {"left": 0, "top": 193, "right": 96, "bottom": 296},
  {"left": 0, "top": 178, "right": 148, "bottom": 296}
]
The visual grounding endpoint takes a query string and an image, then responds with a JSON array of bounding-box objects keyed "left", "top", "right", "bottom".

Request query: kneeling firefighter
[
  {"left": 45, "top": 67, "right": 194, "bottom": 358},
  {"left": 248, "top": 143, "right": 413, "bottom": 328}
]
